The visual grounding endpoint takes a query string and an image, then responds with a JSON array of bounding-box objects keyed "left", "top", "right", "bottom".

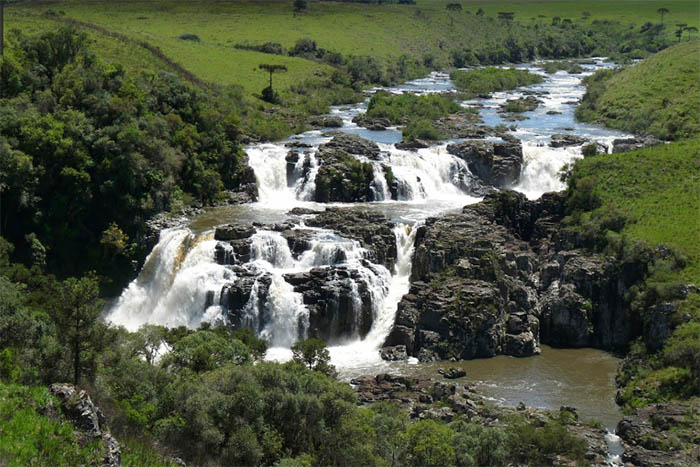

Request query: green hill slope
[{"left": 576, "top": 41, "right": 700, "bottom": 140}]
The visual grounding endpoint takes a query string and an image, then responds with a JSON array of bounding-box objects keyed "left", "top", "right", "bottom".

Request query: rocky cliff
[{"left": 384, "top": 190, "right": 652, "bottom": 361}]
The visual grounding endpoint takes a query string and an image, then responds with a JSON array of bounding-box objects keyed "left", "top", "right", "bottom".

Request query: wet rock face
[
  {"left": 285, "top": 265, "right": 377, "bottom": 342},
  {"left": 385, "top": 189, "right": 652, "bottom": 361},
  {"left": 212, "top": 211, "right": 398, "bottom": 343},
  {"left": 314, "top": 135, "right": 380, "bottom": 203},
  {"left": 50, "top": 384, "right": 121, "bottom": 467},
  {"left": 446, "top": 139, "right": 523, "bottom": 188},
  {"left": 306, "top": 208, "right": 398, "bottom": 271}
]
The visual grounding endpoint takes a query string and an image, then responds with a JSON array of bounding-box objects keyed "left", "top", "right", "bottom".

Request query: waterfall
[
  {"left": 245, "top": 138, "right": 482, "bottom": 204},
  {"left": 246, "top": 143, "right": 297, "bottom": 205},
  {"left": 108, "top": 229, "right": 233, "bottom": 331},
  {"left": 327, "top": 223, "right": 418, "bottom": 369}
]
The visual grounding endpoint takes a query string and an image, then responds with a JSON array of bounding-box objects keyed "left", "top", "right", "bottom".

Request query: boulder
[
  {"left": 446, "top": 139, "right": 523, "bottom": 188},
  {"left": 550, "top": 133, "right": 588, "bottom": 147},
  {"left": 352, "top": 115, "right": 392, "bottom": 131},
  {"left": 380, "top": 345, "right": 408, "bottom": 361},
  {"left": 395, "top": 139, "right": 430, "bottom": 150},
  {"left": 612, "top": 136, "right": 661, "bottom": 153},
  {"left": 314, "top": 135, "right": 380, "bottom": 202},
  {"left": 438, "top": 368, "right": 467, "bottom": 379},
  {"left": 307, "top": 115, "right": 343, "bottom": 129},
  {"left": 214, "top": 224, "right": 256, "bottom": 241}
]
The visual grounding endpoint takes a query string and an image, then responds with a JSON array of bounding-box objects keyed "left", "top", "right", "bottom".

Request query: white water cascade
[
  {"left": 109, "top": 229, "right": 233, "bottom": 331},
  {"left": 327, "top": 223, "right": 418, "bottom": 371},
  {"left": 109, "top": 223, "right": 417, "bottom": 367}
]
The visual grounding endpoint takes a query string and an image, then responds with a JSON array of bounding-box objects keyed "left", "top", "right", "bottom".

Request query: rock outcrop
[
  {"left": 50, "top": 384, "right": 121, "bottom": 467},
  {"left": 384, "top": 190, "right": 652, "bottom": 361},
  {"left": 550, "top": 133, "right": 589, "bottom": 147},
  {"left": 612, "top": 136, "right": 661, "bottom": 153},
  {"left": 212, "top": 209, "right": 398, "bottom": 343},
  {"left": 350, "top": 373, "right": 613, "bottom": 464},
  {"left": 446, "top": 139, "right": 523, "bottom": 188},
  {"left": 617, "top": 401, "right": 700, "bottom": 466},
  {"left": 314, "top": 134, "right": 380, "bottom": 202}
]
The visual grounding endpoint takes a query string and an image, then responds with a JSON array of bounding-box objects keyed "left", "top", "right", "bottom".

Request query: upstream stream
[{"left": 109, "top": 60, "right": 630, "bottom": 433}]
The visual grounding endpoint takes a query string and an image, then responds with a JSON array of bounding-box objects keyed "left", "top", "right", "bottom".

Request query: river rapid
[{"left": 108, "top": 60, "right": 630, "bottom": 432}]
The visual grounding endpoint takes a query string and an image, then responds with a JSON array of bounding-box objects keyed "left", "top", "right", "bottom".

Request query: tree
[
  {"left": 675, "top": 23, "right": 687, "bottom": 42},
  {"left": 498, "top": 12, "right": 515, "bottom": 22},
  {"left": 400, "top": 419, "right": 456, "bottom": 467},
  {"left": 291, "top": 338, "right": 337, "bottom": 377},
  {"left": 293, "top": 0, "right": 307, "bottom": 13},
  {"left": 446, "top": 3, "right": 462, "bottom": 11},
  {"left": 258, "top": 63, "right": 287, "bottom": 103},
  {"left": 54, "top": 273, "right": 108, "bottom": 384},
  {"left": 656, "top": 7, "right": 669, "bottom": 24},
  {"left": 475, "top": 8, "right": 484, "bottom": 16}
]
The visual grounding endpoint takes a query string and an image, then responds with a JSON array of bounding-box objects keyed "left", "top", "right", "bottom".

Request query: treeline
[{"left": 0, "top": 27, "right": 258, "bottom": 284}]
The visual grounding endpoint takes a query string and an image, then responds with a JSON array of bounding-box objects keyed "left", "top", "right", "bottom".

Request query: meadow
[
  {"left": 5, "top": 0, "right": 698, "bottom": 95},
  {"left": 576, "top": 41, "right": 700, "bottom": 140}
]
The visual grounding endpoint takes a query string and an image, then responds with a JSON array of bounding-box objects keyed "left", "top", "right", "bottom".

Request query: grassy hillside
[
  {"left": 572, "top": 139, "right": 700, "bottom": 284},
  {"left": 0, "top": 383, "right": 103, "bottom": 465},
  {"left": 6, "top": 0, "right": 697, "bottom": 95},
  {"left": 576, "top": 41, "right": 700, "bottom": 140},
  {"left": 566, "top": 140, "right": 700, "bottom": 411}
]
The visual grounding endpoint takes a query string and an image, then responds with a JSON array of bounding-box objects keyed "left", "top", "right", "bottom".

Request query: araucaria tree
[
  {"left": 657, "top": 7, "right": 669, "bottom": 24},
  {"left": 293, "top": 0, "right": 307, "bottom": 13},
  {"left": 259, "top": 63, "right": 287, "bottom": 103}
]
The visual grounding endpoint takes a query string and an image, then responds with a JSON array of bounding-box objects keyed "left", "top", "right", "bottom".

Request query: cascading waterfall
[
  {"left": 109, "top": 229, "right": 233, "bottom": 331},
  {"left": 327, "top": 223, "right": 418, "bottom": 369}
]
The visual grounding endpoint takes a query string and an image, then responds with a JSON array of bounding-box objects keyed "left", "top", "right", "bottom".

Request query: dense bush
[
  {"left": 450, "top": 67, "right": 543, "bottom": 96},
  {"left": 0, "top": 27, "right": 253, "bottom": 282},
  {"left": 402, "top": 119, "right": 442, "bottom": 141},
  {"left": 366, "top": 91, "right": 461, "bottom": 124}
]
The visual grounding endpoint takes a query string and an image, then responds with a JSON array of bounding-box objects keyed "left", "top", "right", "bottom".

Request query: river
[{"left": 108, "top": 59, "right": 630, "bottom": 432}]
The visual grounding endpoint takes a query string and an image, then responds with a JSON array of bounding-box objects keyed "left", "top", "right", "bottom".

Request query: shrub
[
  {"left": 179, "top": 34, "right": 200, "bottom": 42},
  {"left": 403, "top": 119, "right": 441, "bottom": 141}
]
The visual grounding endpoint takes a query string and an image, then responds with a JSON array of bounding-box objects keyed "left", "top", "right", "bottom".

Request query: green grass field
[
  {"left": 577, "top": 41, "right": 700, "bottom": 140},
  {"left": 573, "top": 139, "right": 700, "bottom": 284},
  {"left": 5, "top": 0, "right": 698, "bottom": 94}
]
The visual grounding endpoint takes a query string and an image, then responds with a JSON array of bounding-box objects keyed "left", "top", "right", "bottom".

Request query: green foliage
[
  {"left": 161, "top": 330, "right": 252, "bottom": 373},
  {"left": 402, "top": 119, "right": 442, "bottom": 141},
  {"left": 400, "top": 419, "right": 456, "bottom": 467},
  {"left": 0, "top": 383, "right": 103, "bottom": 465},
  {"left": 564, "top": 139, "right": 700, "bottom": 407},
  {"left": 507, "top": 419, "right": 587, "bottom": 465},
  {"left": 55, "top": 273, "right": 108, "bottom": 384},
  {"left": 450, "top": 67, "right": 543, "bottom": 96},
  {"left": 291, "top": 337, "right": 337, "bottom": 377},
  {"left": 366, "top": 91, "right": 461, "bottom": 124},
  {"left": 451, "top": 421, "right": 509, "bottom": 466},
  {"left": 0, "top": 27, "right": 250, "bottom": 281},
  {"left": 576, "top": 42, "right": 700, "bottom": 140}
]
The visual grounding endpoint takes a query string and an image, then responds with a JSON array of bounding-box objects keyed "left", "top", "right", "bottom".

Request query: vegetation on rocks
[
  {"left": 366, "top": 91, "right": 462, "bottom": 124},
  {"left": 576, "top": 41, "right": 700, "bottom": 140},
  {"left": 450, "top": 67, "right": 543, "bottom": 96}
]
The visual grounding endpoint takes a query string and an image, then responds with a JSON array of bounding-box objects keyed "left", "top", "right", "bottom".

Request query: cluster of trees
[{"left": 0, "top": 27, "right": 255, "bottom": 284}]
